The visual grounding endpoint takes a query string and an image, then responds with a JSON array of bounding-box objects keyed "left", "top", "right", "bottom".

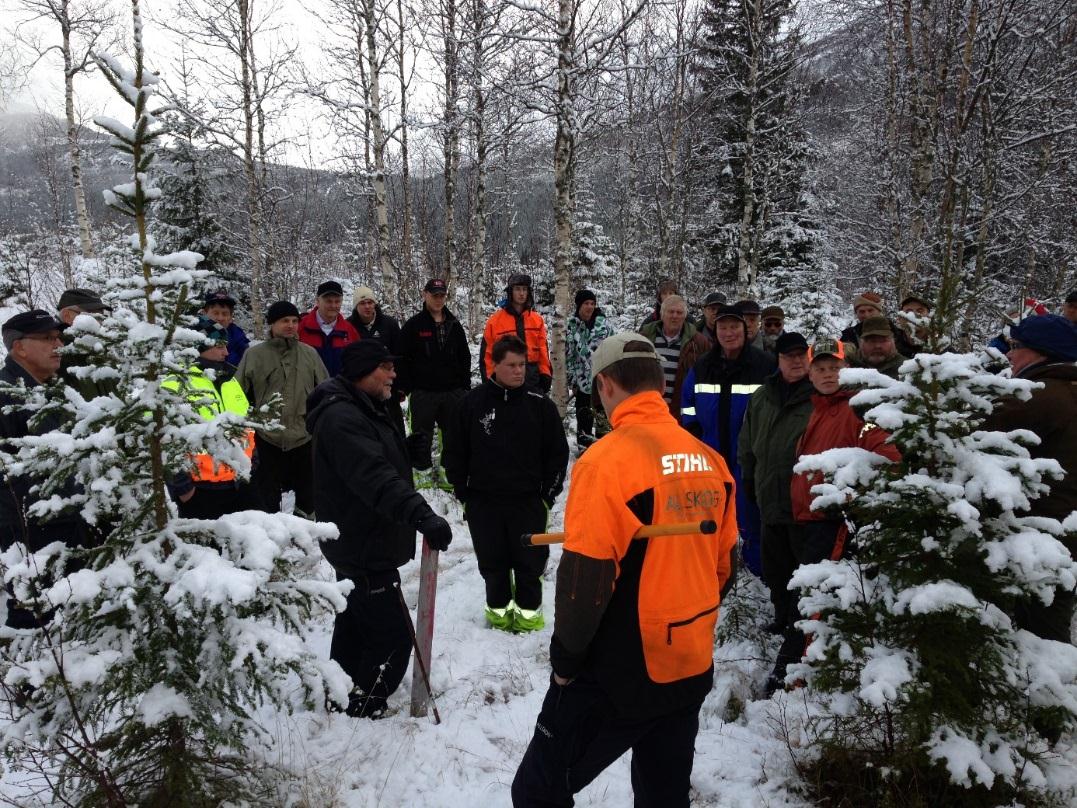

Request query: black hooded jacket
[
  {"left": 346, "top": 306, "right": 403, "bottom": 354},
  {"left": 306, "top": 376, "right": 436, "bottom": 575},
  {"left": 443, "top": 376, "right": 569, "bottom": 503}
]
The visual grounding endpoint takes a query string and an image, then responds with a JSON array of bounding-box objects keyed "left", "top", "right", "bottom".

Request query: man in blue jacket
[
  {"left": 681, "top": 303, "right": 776, "bottom": 576},
  {"left": 202, "top": 290, "right": 250, "bottom": 366}
]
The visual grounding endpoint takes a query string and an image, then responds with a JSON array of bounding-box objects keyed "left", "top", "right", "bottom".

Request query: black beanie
[
  {"left": 574, "top": 289, "right": 597, "bottom": 312},
  {"left": 266, "top": 300, "right": 300, "bottom": 324},
  {"left": 340, "top": 340, "right": 399, "bottom": 380}
]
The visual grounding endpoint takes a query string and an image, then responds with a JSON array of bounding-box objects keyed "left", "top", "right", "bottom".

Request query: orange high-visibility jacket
[
  {"left": 551, "top": 390, "right": 739, "bottom": 718},
  {"left": 480, "top": 305, "right": 551, "bottom": 379}
]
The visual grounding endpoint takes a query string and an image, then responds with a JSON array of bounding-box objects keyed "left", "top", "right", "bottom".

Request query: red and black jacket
[
  {"left": 398, "top": 306, "right": 472, "bottom": 394},
  {"left": 298, "top": 310, "right": 360, "bottom": 377}
]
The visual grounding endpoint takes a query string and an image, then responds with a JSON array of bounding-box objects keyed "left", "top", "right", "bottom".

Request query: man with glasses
[
  {"left": 307, "top": 339, "right": 452, "bottom": 717},
  {"left": 0, "top": 311, "right": 93, "bottom": 627}
]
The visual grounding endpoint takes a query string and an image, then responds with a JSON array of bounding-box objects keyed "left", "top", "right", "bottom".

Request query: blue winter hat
[{"left": 1009, "top": 314, "right": 1077, "bottom": 361}]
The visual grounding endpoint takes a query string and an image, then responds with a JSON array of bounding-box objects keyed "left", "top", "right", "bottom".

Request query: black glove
[
  {"left": 538, "top": 374, "right": 553, "bottom": 395},
  {"left": 405, "top": 431, "right": 433, "bottom": 470},
  {"left": 419, "top": 514, "right": 452, "bottom": 552}
]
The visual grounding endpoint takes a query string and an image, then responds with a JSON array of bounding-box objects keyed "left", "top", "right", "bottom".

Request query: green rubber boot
[
  {"left": 512, "top": 604, "right": 545, "bottom": 633},
  {"left": 485, "top": 604, "right": 515, "bottom": 632}
]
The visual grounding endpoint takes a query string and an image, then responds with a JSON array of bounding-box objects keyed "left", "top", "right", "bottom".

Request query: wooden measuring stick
[{"left": 522, "top": 519, "right": 717, "bottom": 547}]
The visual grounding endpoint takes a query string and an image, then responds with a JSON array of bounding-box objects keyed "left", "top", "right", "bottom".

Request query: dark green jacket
[
  {"left": 737, "top": 373, "right": 815, "bottom": 524},
  {"left": 236, "top": 336, "right": 328, "bottom": 450}
]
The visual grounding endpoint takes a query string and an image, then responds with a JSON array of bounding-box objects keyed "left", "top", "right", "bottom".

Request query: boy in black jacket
[{"left": 443, "top": 336, "right": 569, "bottom": 631}]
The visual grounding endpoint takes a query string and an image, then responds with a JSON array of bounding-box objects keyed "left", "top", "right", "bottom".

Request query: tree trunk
[
  {"left": 550, "top": 0, "right": 576, "bottom": 417},
  {"left": 735, "top": 0, "right": 762, "bottom": 297},
  {"left": 237, "top": 0, "right": 265, "bottom": 333},
  {"left": 363, "top": 0, "right": 398, "bottom": 303},
  {"left": 467, "top": 0, "right": 488, "bottom": 338},
  {"left": 61, "top": 3, "right": 94, "bottom": 261},
  {"left": 395, "top": 0, "right": 414, "bottom": 310},
  {"left": 442, "top": 0, "right": 460, "bottom": 286}
]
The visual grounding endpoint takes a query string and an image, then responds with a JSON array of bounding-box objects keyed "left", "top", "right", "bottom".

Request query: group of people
[{"left": 1, "top": 275, "right": 1075, "bottom": 807}]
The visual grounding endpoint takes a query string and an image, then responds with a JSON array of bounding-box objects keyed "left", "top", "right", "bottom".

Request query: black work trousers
[
  {"left": 251, "top": 435, "right": 314, "bottom": 515},
  {"left": 177, "top": 482, "right": 262, "bottom": 520},
  {"left": 409, "top": 388, "right": 467, "bottom": 468},
  {"left": 512, "top": 674, "right": 703, "bottom": 807},
  {"left": 330, "top": 568, "right": 412, "bottom": 717},
  {"left": 761, "top": 522, "right": 802, "bottom": 633},
  {"left": 771, "top": 519, "right": 846, "bottom": 684},
  {"left": 465, "top": 494, "right": 548, "bottom": 610},
  {"left": 573, "top": 385, "right": 596, "bottom": 447},
  {"left": 1014, "top": 587, "right": 1076, "bottom": 645}
]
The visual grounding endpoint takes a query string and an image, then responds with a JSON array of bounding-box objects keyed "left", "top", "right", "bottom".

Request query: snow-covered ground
[{"left": 257, "top": 487, "right": 808, "bottom": 808}]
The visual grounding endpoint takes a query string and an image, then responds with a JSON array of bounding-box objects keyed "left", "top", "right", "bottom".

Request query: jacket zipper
[{"left": 666, "top": 604, "right": 719, "bottom": 644}]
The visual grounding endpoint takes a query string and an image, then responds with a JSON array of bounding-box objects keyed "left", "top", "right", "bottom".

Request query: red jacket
[
  {"left": 791, "top": 390, "right": 900, "bottom": 522},
  {"left": 298, "top": 310, "right": 360, "bottom": 377}
]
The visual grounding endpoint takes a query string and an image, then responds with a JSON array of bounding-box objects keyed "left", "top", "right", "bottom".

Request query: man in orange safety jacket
[
  {"left": 512, "top": 332, "right": 739, "bottom": 807},
  {"left": 480, "top": 273, "right": 552, "bottom": 394}
]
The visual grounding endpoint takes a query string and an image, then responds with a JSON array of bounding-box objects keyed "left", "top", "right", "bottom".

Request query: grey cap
[{"left": 591, "top": 332, "right": 661, "bottom": 380}]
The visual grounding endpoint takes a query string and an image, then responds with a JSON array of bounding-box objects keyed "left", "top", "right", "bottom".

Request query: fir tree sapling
[
  {"left": 0, "top": 2, "right": 349, "bottom": 804},
  {"left": 787, "top": 354, "right": 1077, "bottom": 805}
]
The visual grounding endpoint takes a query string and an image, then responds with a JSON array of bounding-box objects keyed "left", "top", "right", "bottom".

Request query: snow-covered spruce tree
[
  {"left": 787, "top": 354, "right": 1077, "bottom": 806},
  {"left": 0, "top": 3, "right": 349, "bottom": 804}
]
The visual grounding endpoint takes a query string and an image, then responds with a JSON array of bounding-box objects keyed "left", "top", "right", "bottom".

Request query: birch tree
[
  {"left": 306, "top": 0, "right": 399, "bottom": 305},
  {"left": 13, "top": 0, "right": 117, "bottom": 262},
  {"left": 509, "top": 0, "right": 648, "bottom": 415},
  {"left": 160, "top": 0, "right": 295, "bottom": 331}
]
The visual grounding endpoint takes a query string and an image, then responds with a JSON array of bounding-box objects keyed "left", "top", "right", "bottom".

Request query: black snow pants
[
  {"left": 251, "top": 434, "right": 315, "bottom": 515},
  {"left": 761, "top": 521, "right": 802, "bottom": 633},
  {"left": 330, "top": 568, "right": 412, "bottom": 717},
  {"left": 409, "top": 388, "right": 467, "bottom": 469},
  {"left": 512, "top": 674, "right": 703, "bottom": 807},
  {"left": 770, "top": 519, "right": 846, "bottom": 689},
  {"left": 465, "top": 494, "right": 548, "bottom": 610}
]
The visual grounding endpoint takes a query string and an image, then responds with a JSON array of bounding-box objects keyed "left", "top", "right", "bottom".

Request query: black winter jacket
[
  {"left": 0, "top": 357, "right": 89, "bottom": 553},
  {"left": 443, "top": 376, "right": 569, "bottom": 504},
  {"left": 347, "top": 306, "right": 403, "bottom": 354},
  {"left": 306, "top": 376, "right": 436, "bottom": 575},
  {"left": 398, "top": 306, "right": 471, "bottom": 394}
]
